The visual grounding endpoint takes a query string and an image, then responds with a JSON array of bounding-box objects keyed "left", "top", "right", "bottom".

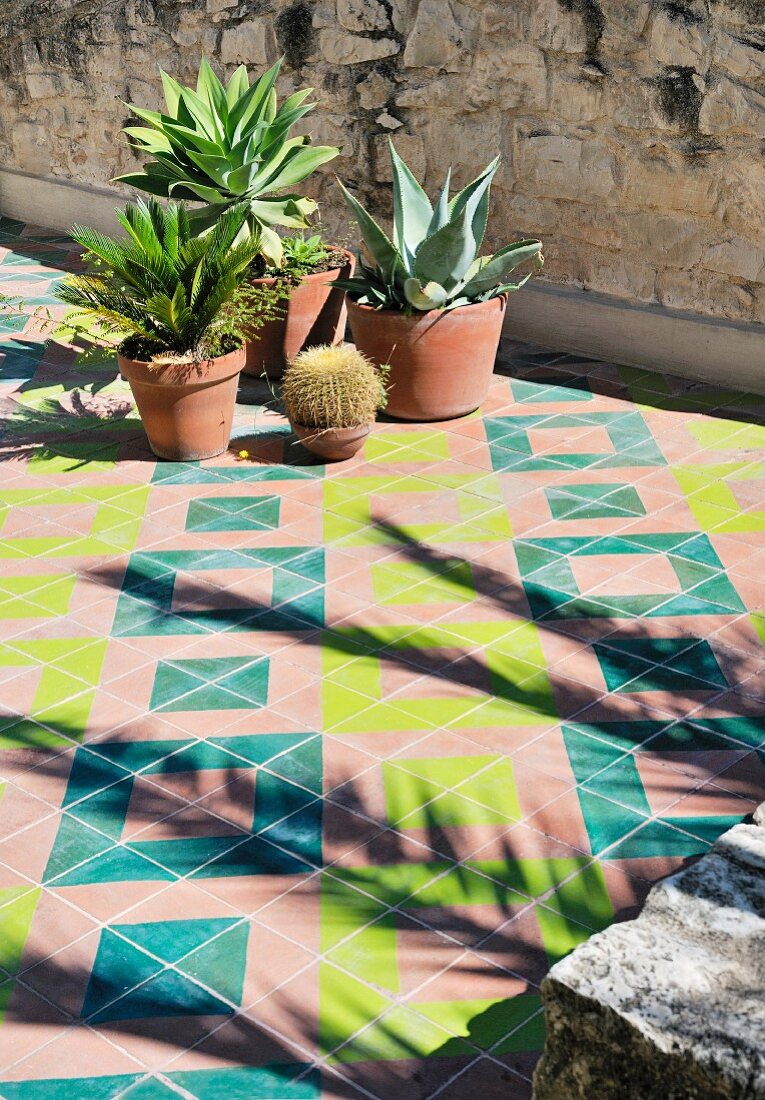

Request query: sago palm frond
[{"left": 56, "top": 199, "right": 262, "bottom": 356}]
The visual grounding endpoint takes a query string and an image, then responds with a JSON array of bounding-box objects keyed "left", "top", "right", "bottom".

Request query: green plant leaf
[
  {"left": 389, "top": 139, "right": 433, "bottom": 264},
  {"left": 428, "top": 168, "right": 452, "bottom": 235},
  {"left": 226, "top": 65, "right": 250, "bottom": 107},
  {"left": 403, "top": 278, "right": 447, "bottom": 310},
  {"left": 336, "top": 179, "right": 404, "bottom": 285},
  {"left": 459, "top": 240, "right": 542, "bottom": 298},
  {"left": 448, "top": 155, "right": 500, "bottom": 254},
  {"left": 412, "top": 203, "right": 478, "bottom": 291},
  {"left": 197, "top": 56, "right": 228, "bottom": 123}
]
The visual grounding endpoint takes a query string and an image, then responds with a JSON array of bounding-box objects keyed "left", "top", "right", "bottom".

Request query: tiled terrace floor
[{"left": 0, "top": 216, "right": 764, "bottom": 1099}]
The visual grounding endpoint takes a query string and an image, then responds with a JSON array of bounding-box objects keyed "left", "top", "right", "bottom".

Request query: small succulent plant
[
  {"left": 336, "top": 140, "right": 543, "bottom": 312},
  {"left": 282, "top": 344, "right": 387, "bottom": 429}
]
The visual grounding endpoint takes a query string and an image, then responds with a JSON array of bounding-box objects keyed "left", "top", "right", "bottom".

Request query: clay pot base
[
  {"left": 291, "top": 422, "right": 370, "bottom": 462},
  {"left": 118, "top": 347, "right": 245, "bottom": 462},
  {"left": 347, "top": 296, "right": 506, "bottom": 421}
]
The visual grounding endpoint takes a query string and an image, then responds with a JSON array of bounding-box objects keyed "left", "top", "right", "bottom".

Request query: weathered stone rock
[
  {"left": 356, "top": 70, "right": 394, "bottom": 109},
  {"left": 533, "top": 812, "right": 765, "bottom": 1099},
  {"left": 403, "top": 0, "right": 478, "bottom": 71},
  {"left": 649, "top": 10, "right": 710, "bottom": 70},
  {"left": 372, "top": 132, "right": 425, "bottom": 181},
  {"left": 520, "top": 135, "right": 617, "bottom": 201},
  {"left": 337, "top": 0, "right": 391, "bottom": 34},
  {"left": 714, "top": 32, "right": 765, "bottom": 83},
  {"left": 319, "top": 29, "right": 399, "bottom": 65},
  {"left": 699, "top": 76, "right": 765, "bottom": 138},
  {"left": 466, "top": 43, "right": 547, "bottom": 110},
  {"left": 220, "top": 20, "right": 271, "bottom": 66},
  {"left": 703, "top": 236, "right": 765, "bottom": 282},
  {"left": 531, "top": 0, "right": 589, "bottom": 54}
]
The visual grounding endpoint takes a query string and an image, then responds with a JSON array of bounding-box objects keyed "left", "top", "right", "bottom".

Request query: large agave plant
[
  {"left": 55, "top": 198, "right": 262, "bottom": 358},
  {"left": 114, "top": 58, "right": 340, "bottom": 268},
  {"left": 337, "top": 141, "right": 543, "bottom": 311}
]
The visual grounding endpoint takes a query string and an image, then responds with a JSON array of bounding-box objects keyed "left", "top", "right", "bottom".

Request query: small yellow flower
[{"left": 238, "top": 449, "right": 250, "bottom": 459}]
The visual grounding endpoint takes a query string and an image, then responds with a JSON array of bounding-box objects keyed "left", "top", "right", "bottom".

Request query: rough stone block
[
  {"left": 337, "top": 0, "right": 390, "bottom": 34},
  {"left": 319, "top": 29, "right": 399, "bottom": 65},
  {"left": 220, "top": 20, "right": 271, "bottom": 66},
  {"left": 403, "top": 0, "right": 478, "bottom": 71},
  {"left": 533, "top": 811, "right": 765, "bottom": 1099}
]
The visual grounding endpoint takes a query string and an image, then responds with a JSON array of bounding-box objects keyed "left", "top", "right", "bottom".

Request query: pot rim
[
  {"left": 118, "top": 344, "right": 245, "bottom": 386},
  {"left": 346, "top": 294, "right": 508, "bottom": 320},
  {"left": 249, "top": 247, "right": 356, "bottom": 289},
  {"left": 291, "top": 420, "right": 371, "bottom": 435}
]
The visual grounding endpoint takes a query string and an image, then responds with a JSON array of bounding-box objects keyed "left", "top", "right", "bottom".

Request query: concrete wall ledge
[{"left": 3, "top": 167, "right": 764, "bottom": 396}]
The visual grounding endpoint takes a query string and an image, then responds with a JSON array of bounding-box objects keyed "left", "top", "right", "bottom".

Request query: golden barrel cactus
[{"left": 282, "top": 344, "right": 388, "bottom": 429}]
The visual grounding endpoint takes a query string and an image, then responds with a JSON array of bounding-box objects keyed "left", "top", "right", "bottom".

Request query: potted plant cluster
[
  {"left": 282, "top": 344, "right": 387, "bottom": 461},
  {"left": 115, "top": 58, "right": 352, "bottom": 379},
  {"left": 51, "top": 56, "right": 543, "bottom": 463}
]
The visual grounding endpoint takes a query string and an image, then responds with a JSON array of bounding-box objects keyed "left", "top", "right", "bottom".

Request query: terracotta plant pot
[
  {"left": 347, "top": 295, "right": 507, "bottom": 421},
  {"left": 291, "top": 421, "right": 370, "bottom": 462},
  {"left": 244, "top": 248, "right": 355, "bottom": 379},
  {"left": 118, "top": 346, "right": 245, "bottom": 461}
]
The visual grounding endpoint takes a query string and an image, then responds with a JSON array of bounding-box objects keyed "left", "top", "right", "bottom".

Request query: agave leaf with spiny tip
[
  {"left": 114, "top": 58, "right": 340, "bottom": 268},
  {"left": 334, "top": 140, "right": 543, "bottom": 312}
]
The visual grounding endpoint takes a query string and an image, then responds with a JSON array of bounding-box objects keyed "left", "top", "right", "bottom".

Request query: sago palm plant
[
  {"left": 336, "top": 141, "right": 543, "bottom": 312},
  {"left": 115, "top": 58, "right": 339, "bottom": 268},
  {"left": 55, "top": 198, "right": 263, "bottom": 361}
]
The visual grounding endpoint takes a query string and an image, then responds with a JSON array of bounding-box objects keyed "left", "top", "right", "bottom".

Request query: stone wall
[{"left": 1, "top": 0, "right": 765, "bottom": 323}]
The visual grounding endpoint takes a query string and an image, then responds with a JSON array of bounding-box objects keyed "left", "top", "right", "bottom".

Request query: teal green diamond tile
[
  {"left": 510, "top": 374, "right": 593, "bottom": 403},
  {"left": 150, "top": 657, "right": 270, "bottom": 711},
  {"left": 44, "top": 735, "right": 322, "bottom": 884},
  {"left": 545, "top": 483, "right": 646, "bottom": 520},
  {"left": 593, "top": 637, "right": 727, "bottom": 693},
  {"left": 0, "top": 1066, "right": 321, "bottom": 1099},
  {"left": 185, "top": 496, "right": 281, "bottom": 532},
  {"left": 112, "top": 549, "right": 324, "bottom": 635},
  {"left": 563, "top": 720, "right": 755, "bottom": 857},
  {"left": 486, "top": 411, "right": 666, "bottom": 471},
  {"left": 81, "top": 917, "right": 248, "bottom": 1023},
  {"left": 515, "top": 533, "right": 745, "bottom": 619}
]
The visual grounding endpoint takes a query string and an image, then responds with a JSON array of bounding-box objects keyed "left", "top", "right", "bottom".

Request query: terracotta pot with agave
[
  {"left": 114, "top": 57, "right": 346, "bottom": 380},
  {"left": 55, "top": 199, "right": 262, "bottom": 461},
  {"left": 282, "top": 344, "right": 388, "bottom": 462},
  {"left": 336, "top": 141, "right": 544, "bottom": 421}
]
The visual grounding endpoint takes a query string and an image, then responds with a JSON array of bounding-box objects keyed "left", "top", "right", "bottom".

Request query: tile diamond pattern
[{"left": 0, "top": 227, "right": 763, "bottom": 1098}]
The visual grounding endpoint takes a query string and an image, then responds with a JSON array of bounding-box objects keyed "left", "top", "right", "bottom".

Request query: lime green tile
[
  {"left": 0, "top": 486, "right": 149, "bottom": 558},
  {"left": 322, "top": 622, "right": 556, "bottom": 733},
  {"left": 372, "top": 559, "right": 475, "bottom": 605},
  {"left": 688, "top": 419, "right": 765, "bottom": 451},
  {"left": 323, "top": 474, "right": 512, "bottom": 546},
  {"left": 0, "top": 574, "right": 76, "bottom": 618},
  {"left": 364, "top": 431, "right": 450, "bottom": 464},
  {"left": 384, "top": 755, "right": 521, "bottom": 827},
  {"left": 0, "top": 638, "right": 107, "bottom": 748}
]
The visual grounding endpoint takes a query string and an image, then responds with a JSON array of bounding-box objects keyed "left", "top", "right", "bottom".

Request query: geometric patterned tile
[
  {"left": 486, "top": 412, "right": 666, "bottom": 471},
  {"left": 515, "top": 533, "right": 745, "bottom": 619},
  {"left": 81, "top": 917, "right": 248, "bottom": 1023},
  {"left": 112, "top": 549, "right": 325, "bottom": 635},
  {"left": 3, "top": 223, "right": 765, "bottom": 1095},
  {"left": 43, "top": 735, "right": 322, "bottom": 884}
]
